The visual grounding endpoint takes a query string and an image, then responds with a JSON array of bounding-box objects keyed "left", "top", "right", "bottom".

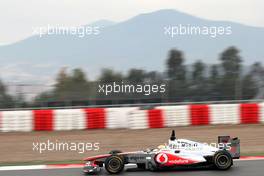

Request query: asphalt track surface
[{"left": 0, "top": 160, "right": 263, "bottom": 176}]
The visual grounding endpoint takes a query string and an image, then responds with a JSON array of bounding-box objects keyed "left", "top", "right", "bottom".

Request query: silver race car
[{"left": 83, "top": 130, "right": 240, "bottom": 174}]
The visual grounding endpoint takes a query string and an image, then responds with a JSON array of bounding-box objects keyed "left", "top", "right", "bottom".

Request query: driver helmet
[{"left": 157, "top": 144, "right": 166, "bottom": 149}]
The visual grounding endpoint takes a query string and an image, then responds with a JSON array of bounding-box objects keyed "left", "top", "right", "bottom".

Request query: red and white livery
[{"left": 83, "top": 130, "right": 240, "bottom": 174}]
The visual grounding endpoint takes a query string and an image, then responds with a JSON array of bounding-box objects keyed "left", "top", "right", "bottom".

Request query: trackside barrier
[
  {"left": 84, "top": 108, "right": 106, "bottom": 129},
  {"left": 210, "top": 104, "right": 240, "bottom": 125},
  {"left": 240, "top": 104, "right": 259, "bottom": 124},
  {"left": 54, "top": 109, "right": 86, "bottom": 131},
  {"left": 190, "top": 105, "right": 210, "bottom": 125},
  {"left": 0, "top": 103, "right": 263, "bottom": 132},
  {"left": 106, "top": 107, "right": 138, "bottom": 129},
  {"left": 147, "top": 109, "right": 164, "bottom": 128},
  {"left": 128, "top": 109, "right": 165, "bottom": 129},
  {"left": 1, "top": 111, "right": 32, "bottom": 132},
  {"left": 33, "top": 110, "right": 53, "bottom": 131},
  {"left": 156, "top": 105, "right": 190, "bottom": 126},
  {"left": 261, "top": 103, "right": 264, "bottom": 123},
  {"left": 128, "top": 110, "right": 148, "bottom": 129}
]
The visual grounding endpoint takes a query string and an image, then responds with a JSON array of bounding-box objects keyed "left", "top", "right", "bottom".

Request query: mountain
[
  {"left": 0, "top": 9, "right": 263, "bottom": 83},
  {"left": 88, "top": 19, "right": 116, "bottom": 28}
]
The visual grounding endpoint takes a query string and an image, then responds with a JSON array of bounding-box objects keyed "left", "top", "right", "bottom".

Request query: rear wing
[{"left": 218, "top": 136, "right": 240, "bottom": 159}]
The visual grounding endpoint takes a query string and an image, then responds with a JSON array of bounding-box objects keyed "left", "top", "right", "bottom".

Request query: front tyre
[
  {"left": 148, "top": 162, "right": 157, "bottom": 171},
  {"left": 105, "top": 155, "right": 125, "bottom": 174},
  {"left": 213, "top": 150, "right": 233, "bottom": 170}
]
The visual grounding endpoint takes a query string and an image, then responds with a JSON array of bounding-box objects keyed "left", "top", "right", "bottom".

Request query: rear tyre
[
  {"left": 137, "top": 163, "right": 146, "bottom": 169},
  {"left": 213, "top": 150, "right": 233, "bottom": 170},
  {"left": 109, "top": 150, "right": 122, "bottom": 154},
  {"left": 105, "top": 155, "right": 125, "bottom": 174}
]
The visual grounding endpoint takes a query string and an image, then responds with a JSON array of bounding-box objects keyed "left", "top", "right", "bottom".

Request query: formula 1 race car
[{"left": 83, "top": 130, "right": 240, "bottom": 174}]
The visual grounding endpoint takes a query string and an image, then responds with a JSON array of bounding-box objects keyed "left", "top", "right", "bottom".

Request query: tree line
[{"left": 0, "top": 46, "right": 264, "bottom": 108}]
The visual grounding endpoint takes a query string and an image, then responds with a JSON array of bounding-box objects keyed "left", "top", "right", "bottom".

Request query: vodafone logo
[{"left": 156, "top": 153, "right": 168, "bottom": 164}]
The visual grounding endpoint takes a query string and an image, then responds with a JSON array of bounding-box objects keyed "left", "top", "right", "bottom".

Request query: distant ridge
[{"left": 0, "top": 9, "right": 263, "bottom": 83}]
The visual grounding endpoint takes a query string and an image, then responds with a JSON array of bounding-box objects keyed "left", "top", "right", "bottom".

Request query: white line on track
[{"left": 0, "top": 165, "right": 46, "bottom": 171}]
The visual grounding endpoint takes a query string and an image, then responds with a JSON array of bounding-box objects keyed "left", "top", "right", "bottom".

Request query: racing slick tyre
[
  {"left": 109, "top": 150, "right": 122, "bottom": 154},
  {"left": 105, "top": 155, "right": 125, "bottom": 174},
  {"left": 213, "top": 150, "right": 233, "bottom": 170},
  {"left": 148, "top": 162, "right": 157, "bottom": 171},
  {"left": 137, "top": 163, "right": 146, "bottom": 169}
]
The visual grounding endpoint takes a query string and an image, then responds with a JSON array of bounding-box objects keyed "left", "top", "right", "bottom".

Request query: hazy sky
[{"left": 0, "top": 0, "right": 263, "bottom": 45}]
